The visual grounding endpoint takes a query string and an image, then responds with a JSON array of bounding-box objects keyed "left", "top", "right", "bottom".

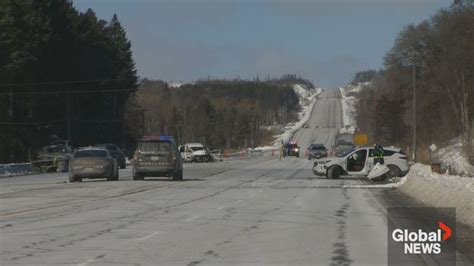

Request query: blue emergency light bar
[
  {"left": 142, "top": 135, "right": 175, "bottom": 141},
  {"left": 159, "top": 135, "right": 174, "bottom": 141}
]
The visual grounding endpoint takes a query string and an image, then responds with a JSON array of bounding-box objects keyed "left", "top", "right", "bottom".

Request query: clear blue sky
[{"left": 73, "top": 0, "right": 451, "bottom": 88}]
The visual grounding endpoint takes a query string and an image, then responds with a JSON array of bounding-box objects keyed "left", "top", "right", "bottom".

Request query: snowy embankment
[
  {"left": 272, "top": 85, "right": 322, "bottom": 146},
  {"left": 339, "top": 82, "right": 473, "bottom": 225},
  {"left": 435, "top": 137, "right": 474, "bottom": 176},
  {"left": 399, "top": 163, "right": 473, "bottom": 226},
  {"left": 338, "top": 82, "right": 369, "bottom": 134},
  {"left": 399, "top": 138, "right": 473, "bottom": 225}
]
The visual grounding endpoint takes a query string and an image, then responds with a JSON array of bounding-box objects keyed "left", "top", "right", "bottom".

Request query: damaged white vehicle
[
  {"left": 180, "top": 143, "right": 212, "bottom": 163},
  {"left": 312, "top": 146, "right": 410, "bottom": 180}
]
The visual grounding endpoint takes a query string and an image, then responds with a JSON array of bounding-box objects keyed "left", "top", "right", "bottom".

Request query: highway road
[
  {"left": 0, "top": 90, "right": 471, "bottom": 265},
  {"left": 292, "top": 88, "right": 342, "bottom": 152}
]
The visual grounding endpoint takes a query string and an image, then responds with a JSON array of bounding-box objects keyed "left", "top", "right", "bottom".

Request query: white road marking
[
  {"left": 77, "top": 258, "right": 96, "bottom": 266},
  {"left": 135, "top": 231, "right": 161, "bottom": 241},
  {"left": 184, "top": 215, "right": 200, "bottom": 222}
]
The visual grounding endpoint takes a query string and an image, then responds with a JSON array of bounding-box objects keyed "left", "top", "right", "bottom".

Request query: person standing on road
[{"left": 373, "top": 142, "right": 384, "bottom": 165}]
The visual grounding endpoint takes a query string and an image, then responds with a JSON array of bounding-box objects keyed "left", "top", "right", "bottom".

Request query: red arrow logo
[{"left": 439, "top": 221, "right": 452, "bottom": 241}]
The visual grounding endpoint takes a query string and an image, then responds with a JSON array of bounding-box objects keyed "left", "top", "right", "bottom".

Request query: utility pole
[
  {"left": 175, "top": 124, "right": 181, "bottom": 144},
  {"left": 249, "top": 122, "right": 253, "bottom": 148},
  {"left": 141, "top": 109, "right": 145, "bottom": 136},
  {"left": 67, "top": 88, "right": 71, "bottom": 141},
  {"left": 412, "top": 57, "right": 417, "bottom": 162}
]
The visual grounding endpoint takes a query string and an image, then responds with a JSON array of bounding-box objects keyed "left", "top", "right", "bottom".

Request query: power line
[
  {"left": 0, "top": 119, "right": 123, "bottom": 126},
  {"left": 0, "top": 77, "right": 138, "bottom": 87},
  {"left": 0, "top": 88, "right": 133, "bottom": 96}
]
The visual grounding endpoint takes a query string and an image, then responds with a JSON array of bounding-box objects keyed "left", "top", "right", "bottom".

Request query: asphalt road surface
[
  {"left": 1, "top": 90, "right": 471, "bottom": 265},
  {"left": 292, "top": 88, "right": 342, "bottom": 151}
]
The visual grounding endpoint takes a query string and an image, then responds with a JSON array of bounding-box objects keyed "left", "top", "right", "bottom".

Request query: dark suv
[
  {"left": 308, "top": 144, "right": 328, "bottom": 160},
  {"left": 94, "top": 144, "right": 126, "bottom": 169},
  {"left": 132, "top": 136, "right": 183, "bottom": 181}
]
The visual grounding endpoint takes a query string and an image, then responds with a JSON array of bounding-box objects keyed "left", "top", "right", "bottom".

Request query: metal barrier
[{"left": 0, "top": 163, "right": 37, "bottom": 177}]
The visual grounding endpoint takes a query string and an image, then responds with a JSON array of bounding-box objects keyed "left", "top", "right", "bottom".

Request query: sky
[{"left": 73, "top": 0, "right": 451, "bottom": 88}]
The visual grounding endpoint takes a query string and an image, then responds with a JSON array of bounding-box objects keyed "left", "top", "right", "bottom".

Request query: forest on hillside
[
  {"left": 0, "top": 0, "right": 138, "bottom": 163},
  {"left": 353, "top": 1, "right": 473, "bottom": 162},
  {"left": 126, "top": 76, "right": 313, "bottom": 151}
]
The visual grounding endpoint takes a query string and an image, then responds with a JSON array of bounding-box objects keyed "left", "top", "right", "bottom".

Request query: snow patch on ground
[
  {"left": 399, "top": 163, "right": 473, "bottom": 226},
  {"left": 169, "top": 81, "right": 184, "bottom": 88},
  {"left": 272, "top": 85, "right": 322, "bottom": 146},
  {"left": 338, "top": 82, "right": 370, "bottom": 134},
  {"left": 434, "top": 137, "right": 474, "bottom": 176},
  {"left": 251, "top": 146, "right": 278, "bottom": 152},
  {"left": 410, "top": 163, "right": 473, "bottom": 191}
]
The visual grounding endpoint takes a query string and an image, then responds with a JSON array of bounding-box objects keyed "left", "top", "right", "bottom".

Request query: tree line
[
  {"left": 354, "top": 1, "right": 473, "bottom": 162},
  {"left": 0, "top": 0, "right": 138, "bottom": 163},
  {"left": 126, "top": 76, "right": 312, "bottom": 152}
]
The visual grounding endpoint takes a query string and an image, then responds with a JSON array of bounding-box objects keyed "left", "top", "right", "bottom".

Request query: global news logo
[{"left": 391, "top": 221, "right": 452, "bottom": 255}]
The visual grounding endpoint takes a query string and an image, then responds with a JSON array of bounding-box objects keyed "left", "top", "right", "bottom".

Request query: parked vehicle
[
  {"left": 68, "top": 147, "right": 118, "bottom": 182},
  {"left": 312, "top": 146, "right": 409, "bottom": 180},
  {"left": 94, "top": 144, "right": 126, "bottom": 169},
  {"left": 284, "top": 142, "right": 300, "bottom": 157},
  {"left": 303, "top": 123, "right": 310, "bottom": 128},
  {"left": 36, "top": 140, "right": 74, "bottom": 172},
  {"left": 308, "top": 144, "right": 328, "bottom": 159},
  {"left": 334, "top": 133, "right": 355, "bottom": 157},
  {"left": 132, "top": 136, "right": 183, "bottom": 180},
  {"left": 180, "top": 143, "right": 212, "bottom": 162}
]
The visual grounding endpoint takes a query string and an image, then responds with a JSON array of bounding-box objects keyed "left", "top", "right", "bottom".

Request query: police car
[
  {"left": 284, "top": 142, "right": 300, "bottom": 158},
  {"left": 132, "top": 136, "right": 183, "bottom": 181}
]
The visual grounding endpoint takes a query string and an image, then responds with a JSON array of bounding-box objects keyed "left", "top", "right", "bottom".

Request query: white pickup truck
[{"left": 313, "top": 146, "right": 410, "bottom": 180}]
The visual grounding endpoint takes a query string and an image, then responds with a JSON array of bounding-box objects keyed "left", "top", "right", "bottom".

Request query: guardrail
[
  {"left": 0, "top": 163, "right": 38, "bottom": 177},
  {"left": 221, "top": 148, "right": 279, "bottom": 160}
]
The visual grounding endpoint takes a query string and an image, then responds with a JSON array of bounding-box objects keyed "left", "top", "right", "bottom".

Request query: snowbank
[
  {"left": 169, "top": 81, "right": 184, "bottom": 88},
  {"left": 434, "top": 137, "right": 474, "bottom": 176},
  {"left": 338, "top": 83, "right": 370, "bottom": 134},
  {"left": 272, "top": 86, "right": 322, "bottom": 146},
  {"left": 398, "top": 163, "right": 473, "bottom": 226}
]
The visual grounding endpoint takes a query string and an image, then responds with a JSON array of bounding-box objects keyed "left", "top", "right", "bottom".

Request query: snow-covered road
[{"left": 0, "top": 90, "right": 471, "bottom": 265}]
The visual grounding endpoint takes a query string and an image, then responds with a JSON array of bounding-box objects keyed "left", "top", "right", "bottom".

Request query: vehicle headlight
[{"left": 295, "top": 148, "right": 299, "bottom": 152}]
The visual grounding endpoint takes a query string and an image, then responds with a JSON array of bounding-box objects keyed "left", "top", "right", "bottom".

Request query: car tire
[
  {"left": 384, "top": 165, "right": 401, "bottom": 179},
  {"left": 69, "top": 175, "right": 76, "bottom": 183},
  {"left": 327, "top": 166, "right": 341, "bottom": 179}
]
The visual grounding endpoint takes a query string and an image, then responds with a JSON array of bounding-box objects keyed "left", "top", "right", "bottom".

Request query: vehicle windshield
[
  {"left": 43, "top": 146, "right": 67, "bottom": 153},
  {"left": 75, "top": 150, "right": 108, "bottom": 158},
  {"left": 311, "top": 146, "right": 325, "bottom": 150},
  {"left": 106, "top": 145, "right": 118, "bottom": 151},
  {"left": 95, "top": 144, "right": 118, "bottom": 151},
  {"left": 138, "top": 141, "right": 171, "bottom": 152},
  {"left": 337, "top": 148, "right": 355, "bottom": 157},
  {"left": 190, "top": 146, "right": 204, "bottom": 151}
]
